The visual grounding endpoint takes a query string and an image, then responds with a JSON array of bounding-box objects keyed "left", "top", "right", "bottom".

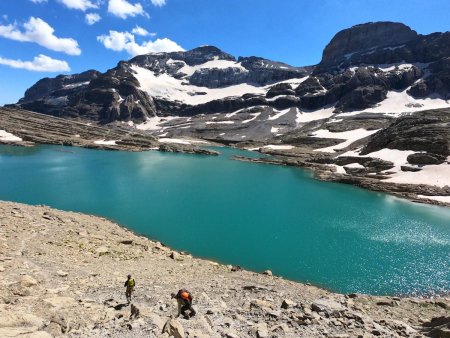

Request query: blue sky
[{"left": 0, "top": 0, "right": 449, "bottom": 105}]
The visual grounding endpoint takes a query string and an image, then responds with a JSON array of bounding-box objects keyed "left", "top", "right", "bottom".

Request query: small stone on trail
[
  {"left": 95, "top": 246, "right": 109, "bottom": 255},
  {"left": 262, "top": 270, "right": 272, "bottom": 276},
  {"left": 57, "top": 270, "right": 68, "bottom": 277},
  {"left": 281, "top": 299, "right": 295, "bottom": 309},
  {"left": 169, "top": 251, "right": 183, "bottom": 261},
  {"left": 119, "top": 240, "right": 133, "bottom": 245},
  {"left": 20, "top": 275, "right": 38, "bottom": 287},
  {"left": 376, "top": 300, "right": 398, "bottom": 307}
]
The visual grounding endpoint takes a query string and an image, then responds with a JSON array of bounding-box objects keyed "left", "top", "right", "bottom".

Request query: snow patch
[
  {"left": 340, "top": 89, "right": 450, "bottom": 117},
  {"left": 63, "top": 81, "right": 90, "bottom": 89},
  {"left": 263, "top": 144, "right": 294, "bottom": 150},
  {"left": 417, "top": 195, "right": 450, "bottom": 203},
  {"left": 343, "top": 163, "right": 365, "bottom": 169},
  {"left": 242, "top": 112, "right": 260, "bottom": 124},
  {"left": 313, "top": 128, "right": 380, "bottom": 153},
  {"left": 268, "top": 108, "right": 291, "bottom": 120},
  {"left": 0, "top": 130, "right": 22, "bottom": 142},
  {"left": 205, "top": 121, "right": 234, "bottom": 125},
  {"left": 296, "top": 107, "right": 335, "bottom": 124},
  {"left": 364, "top": 149, "right": 415, "bottom": 170},
  {"left": 378, "top": 63, "right": 413, "bottom": 73},
  {"left": 94, "top": 140, "right": 117, "bottom": 145},
  {"left": 385, "top": 159, "right": 450, "bottom": 188},
  {"left": 159, "top": 138, "right": 191, "bottom": 145},
  {"left": 178, "top": 58, "right": 247, "bottom": 77},
  {"left": 132, "top": 65, "right": 265, "bottom": 105},
  {"left": 136, "top": 116, "right": 179, "bottom": 131}
]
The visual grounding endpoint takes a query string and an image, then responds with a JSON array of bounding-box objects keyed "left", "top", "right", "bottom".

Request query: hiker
[
  {"left": 171, "top": 289, "right": 196, "bottom": 319},
  {"left": 124, "top": 274, "right": 135, "bottom": 303}
]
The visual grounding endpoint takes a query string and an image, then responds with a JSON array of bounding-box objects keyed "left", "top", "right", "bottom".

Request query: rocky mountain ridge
[{"left": 14, "top": 22, "right": 450, "bottom": 125}]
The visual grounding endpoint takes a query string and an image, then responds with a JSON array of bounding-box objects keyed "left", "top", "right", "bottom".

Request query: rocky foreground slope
[{"left": 0, "top": 201, "right": 449, "bottom": 338}]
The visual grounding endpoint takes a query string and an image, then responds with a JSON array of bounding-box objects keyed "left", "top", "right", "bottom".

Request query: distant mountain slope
[{"left": 16, "top": 45, "right": 310, "bottom": 123}]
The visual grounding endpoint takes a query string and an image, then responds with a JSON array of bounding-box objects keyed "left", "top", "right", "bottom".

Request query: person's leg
[
  {"left": 181, "top": 304, "right": 190, "bottom": 319},
  {"left": 126, "top": 288, "right": 131, "bottom": 303},
  {"left": 188, "top": 303, "right": 196, "bottom": 317}
]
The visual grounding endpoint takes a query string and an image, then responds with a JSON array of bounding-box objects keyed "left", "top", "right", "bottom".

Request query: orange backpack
[{"left": 180, "top": 290, "right": 191, "bottom": 301}]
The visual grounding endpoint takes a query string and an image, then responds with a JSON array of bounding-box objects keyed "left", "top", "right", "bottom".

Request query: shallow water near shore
[{"left": 1, "top": 144, "right": 449, "bottom": 296}]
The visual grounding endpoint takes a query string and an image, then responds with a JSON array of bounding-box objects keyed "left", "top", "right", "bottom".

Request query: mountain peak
[{"left": 316, "top": 21, "right": 418, "bottom": 72}]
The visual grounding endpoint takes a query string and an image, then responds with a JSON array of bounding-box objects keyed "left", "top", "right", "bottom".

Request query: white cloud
[
  {"left": 97, "top": 30, "right": 183, "bottom": 56},
  {"left": 30, "top": 0, "right": 48, "bottom": 3},
  {"left": 0, "top": 17, "right": 81, "bottom": 55},
  {"left": 0, "top": 54, "right": 70, "bottom": 72},
  {"left": 150, "top": 0, "right": 166, "bottom": 6},
  {"left": 85, "top": 13, "right": 101, "bottom": 25},
  {"left": 132, "top": 25, "right": 149, "bottom": 36},
  {"left": 107, "top": 0, "right": 147, "bottom": 19},
  {"left": 58, "top": 0, "right": 98, "bottom": 11}
]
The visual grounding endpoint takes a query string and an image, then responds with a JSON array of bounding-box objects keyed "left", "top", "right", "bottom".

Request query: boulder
[
  {"left": 266, "top": 83, "right": 294, "bottom": 98},
  {"left": 44, "top": 296, "right": 77, "bottom": 309},
  {"left": 162, "top": 318, "right": 185, "bottom": 338},
  {"left": 311, "top": 298, "right": 345, "bottom": 317},
  {"left": 407, "top": 152, "right": 446, "bottom": 165},
  {"left": 255, "top": 322, "right": 269, "bottom": 338},
  {"left": 338, "top": 85, "right": 387, "bottom": 111}
]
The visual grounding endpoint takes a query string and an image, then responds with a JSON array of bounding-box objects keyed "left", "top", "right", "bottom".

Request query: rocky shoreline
[
  {"left": 1, "top": 106, "right": 449, "bottom": 208},
  {"left": 231, "top": 154, "right": 450, "bottom": 208},
  {"left": 0, "top": 107, "right": 219, "bottom": 156},
  {"left": 0, "top": 201, "right": 449, "bottom": 337}
]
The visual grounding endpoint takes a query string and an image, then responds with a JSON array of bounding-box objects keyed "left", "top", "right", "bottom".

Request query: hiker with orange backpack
[{"left": 171, "top": 289, "right": 196, "bottom": 319}]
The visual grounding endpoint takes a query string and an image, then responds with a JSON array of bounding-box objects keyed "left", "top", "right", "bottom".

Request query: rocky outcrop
[
  {"left": 19, "top": 63, "right": 157, "bottom": 123},
  {"left": 295, "top": 65, "right": 423, "bottom": 111},
  {"left": 361, "top": 109, "right": 450, "bottom": 157},
  {"left": 0, "top": 106, "right": 158, "bottom": 151},
  {"left": 0, "top": 201, "right": 448, "bottom": 337},
  {"left": 408, "top": 57, "right": 450, "bottom": 99}
]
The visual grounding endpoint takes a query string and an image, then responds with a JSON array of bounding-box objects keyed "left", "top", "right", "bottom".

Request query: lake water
[{"left": 1, "top": 144, "right": 449, "bottom": 296}]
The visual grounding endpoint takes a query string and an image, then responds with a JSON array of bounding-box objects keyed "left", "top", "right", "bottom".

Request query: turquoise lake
[{"left": 1, "top": 144, "right": 449, "bottom": 296}]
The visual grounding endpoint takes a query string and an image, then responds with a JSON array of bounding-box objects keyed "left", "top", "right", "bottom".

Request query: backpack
[
  {"left": 180, "top": 290, "right": 192, "bottom": 301},
  {"left": 128, "top": 278, "right": 135, "bottom": 288}
]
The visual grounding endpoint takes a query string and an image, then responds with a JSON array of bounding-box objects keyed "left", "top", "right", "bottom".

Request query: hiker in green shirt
[{"left": 124, "top": 274, "right": 135, "bottom": 303}]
